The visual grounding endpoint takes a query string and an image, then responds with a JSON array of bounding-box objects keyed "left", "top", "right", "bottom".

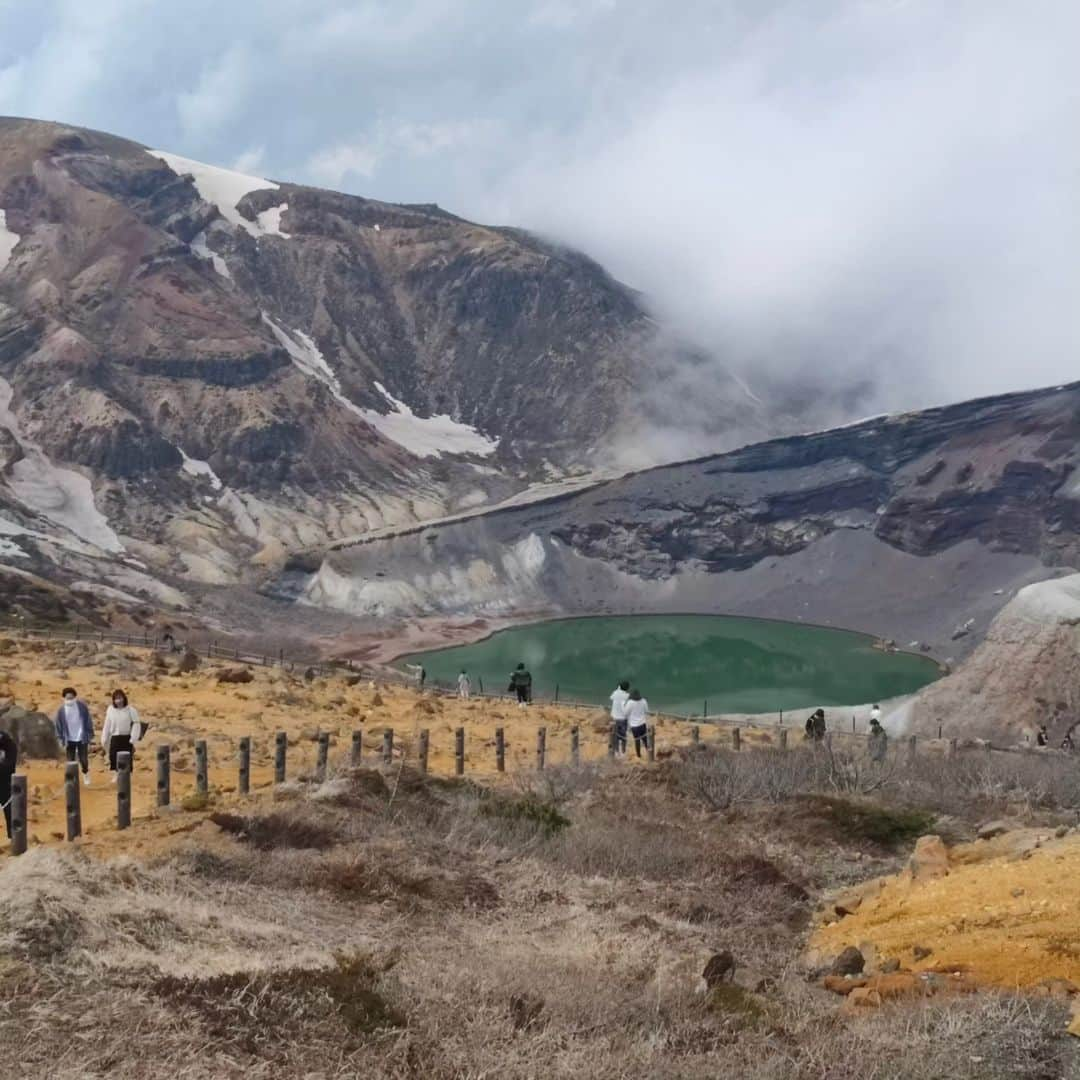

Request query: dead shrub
[{"left": 210, "top": 811, "right": 339, "bottom": 850}]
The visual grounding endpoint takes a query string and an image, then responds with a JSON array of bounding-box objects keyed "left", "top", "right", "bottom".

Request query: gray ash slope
[
  {"left": 0, "top": 116, "right": 771, "bottom": 604},
  {"left": 286, "top": 381, "right": 1080, "bottom": 661}
]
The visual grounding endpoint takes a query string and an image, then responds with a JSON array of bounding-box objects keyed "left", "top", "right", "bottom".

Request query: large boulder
[
  {"left": 909, "top": 835, "right": 950, "bottom": 881},
  {"left": 0, "top": 705, "right": 61, "bottom": 760},
  {"left": 216, "top": 666, "right": 254, "bottom": 684}
]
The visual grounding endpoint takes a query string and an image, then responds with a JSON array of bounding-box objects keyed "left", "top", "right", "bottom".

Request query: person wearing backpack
[
  {"left": 508, "top": 663, "right": 532, "bottom": 708},
  {"left": 101, "top": 689, "right": 143, "bottom": 781}
]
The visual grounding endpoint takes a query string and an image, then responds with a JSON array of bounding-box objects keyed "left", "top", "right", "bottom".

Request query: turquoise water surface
[{"left": 400, "top": 614, "right": 939, "bottom": 715}]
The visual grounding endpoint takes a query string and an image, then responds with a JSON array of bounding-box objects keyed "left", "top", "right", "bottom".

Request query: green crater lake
[{"left": 401, "top": 614, "right": 940, "bottom": 715}]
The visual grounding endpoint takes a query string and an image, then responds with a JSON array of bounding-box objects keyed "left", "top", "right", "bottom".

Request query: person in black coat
[{"left": 0, "top": 728, "right": 17, "bottom": 839}]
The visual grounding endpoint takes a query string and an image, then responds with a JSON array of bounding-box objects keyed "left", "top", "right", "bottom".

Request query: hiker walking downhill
[
  {"left": 868, "top": 716, "right": 888, "bottom": 763},
  {"left": 101, "top": 689, "right": 143, "bottom": 782},
  {"left": 457, "top": 669, "right": 471, "bottom": 700},
  {"left": 1037, "top": 724, "right": 1050, "bottom": 748},
  {"left": 624, "top": 689, "right": 650, "bottom": 758},
  {"left": 0, "top": 726, "right": 16, "bottom": 839},
  {"left": 509, "top": 663, "right": 532, "bottom": 708},
  {"left": 610, "top": 680, "right": 630, "bottom": 755},
  {"left": 55, "top": 687, "right": 94, "bottom": 785}
]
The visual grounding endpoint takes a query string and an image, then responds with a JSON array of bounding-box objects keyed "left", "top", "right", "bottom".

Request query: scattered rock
[
  {"left": 345, "top": 674, "right": 363, "bottom": 687},
  {"left": 834, "top": 895, "right": 862, "bottom": 918},
  {"left": 174, "top": 649, "right": 201, "bottom": 674},
  {"left": 371, "top": 693, "right": 384, "bottom": 708},
  {"left": 909, "top": 835, "right": 949, "bottom": 881},
  {"left": 702, "top": 951, "right": 736, "bottom": 987},
  {"left": 977, "top": 820, "right": 1010, "bottom": 840},
  {"left": 912, "top": 945, "right": 933, "bottom": 961},
  {"left": 823, "top": 974, "right": 868, "bottom": 995},
  {"left": 0, "top": 707, "right": 61, "bottom": 759},
  {"left": 1011, "top": 887, "right": 1026, "bottom": 898},
  {"left": 879, "top": 958, "right": 900, "bottom": 974},
  {"left": 830, "top": 946, "right": 865, "bottom": 976},
  {"left": 1056, "top": 825, "right": 1069, "bottom": 839},
  {"left": 841, "top": 987, "right": 882, "bottom": 1013},
  {"left": 216, "top": 667, "right": 254, "bottom": 684},
  {"left": 508, "top": 992, "right": 545, "bottom": 1032}
]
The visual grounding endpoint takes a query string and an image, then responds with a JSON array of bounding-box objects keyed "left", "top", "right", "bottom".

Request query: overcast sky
[{"left": 1, "top": 0, "right": 1078, "bottom": 427}]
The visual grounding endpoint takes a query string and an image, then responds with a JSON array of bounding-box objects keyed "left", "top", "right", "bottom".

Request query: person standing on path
[
  {"left": 624, "top": 689, "right": 650, "bottom": 758},
  {"left": 101, "top": 689, "right": 143, "bottom": 782},
  {"left": 868, "top": 716, "right": 888, "bottom": 763},
  {"left": 54, "top": 687, "right": 94, "bottom": 785},
  {"left": 457, "top": 669, "right": 471, "bottom": 700},
  {"left": 610, "top": 680, "right": 630, "bottom": 756},
  {"left": 404, "top": 663, "right": 426, "bottom": 689},
  {"left": 0, "top": 726, "right": 17, "bottom": 839},
  {"left": 509, "top": 663, "right": 532, "bottom": 708}
]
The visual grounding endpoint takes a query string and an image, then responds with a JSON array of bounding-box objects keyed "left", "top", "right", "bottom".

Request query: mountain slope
[
  {"left": 0, "top": 116, "right": 771, "bottom": 599},
  {"left": 284, "top": 381, "right": 1080, "bottom": 659}
]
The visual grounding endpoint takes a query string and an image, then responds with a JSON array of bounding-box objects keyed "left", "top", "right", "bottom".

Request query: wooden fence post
[
  {"left": 907, "top": 735, "right": 917, "bottom": 763},
  {"left": 65, "top": 762, "right": 81, "bottom": 840},
  {"left": 852, "top": 715, "right": 856, "bottom": 733},
  {"left": 351, "top": 731, "right": 363, "bottom": 767},
  {"left": 647, "top": 724, "right": 656, "bottom": 763},
  {"left": 195, "top": 739, "right": 208, "bottom": 795},
  {"left": 156, "top": 744, "right": 171, "bottom": 806},
  {"left": 238, "top": 736, "right": 250, "bottom": 795},
  {"left": 732, "top": 728, "right": 741, "bottom": 752},
  {"left": 116, "top": 751, "right": 132, "bottom": 829},
  {"left": 274, "top": 731, "right": 287, "bottom": 783},
  {"left": 455, "top": 727, "right": 465, "bottom": 775},
  {"left": 382, "top": 728, "right": 394, "bottom": 766},
  {"left": 948, "top": 737, "right": 958, "bottom": 758},
  {"left": 570, "top": 726, "right": 580, "bottom": 766},
  {"left": 10, "top": 774, "right": 26, "bottom": 855},
  {"left": 496, "top": 727, "right": 505, "bottom": 772},
  {"left": 316, "top": 732, "right": 329, "bottom": 781},
  {"left": 704, "top": 699, "right": 709, "bottom": 719},
  {"left": 691, "top": 725, "right": 700, "bottom": 744},
  {"left": 779, "top": 729, "right": 788, "bottom": 751},
  {"left": 537, "top": 727, "right": 546, "bottom": 771},
  {"left": 418, "top": 730, "right": 429, "bottom": 775}
]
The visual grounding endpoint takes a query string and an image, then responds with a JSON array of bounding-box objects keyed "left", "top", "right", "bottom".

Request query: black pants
[
  {"left": 615, "top": 720, "right": 627, "bottom": 753},
  {"left": 0, "top": 771, "right": 10, "bottom": 838},
  {"left": 631, "top": 724, "right": 648, "bottom": 757},
  {"left": 66, "top": 741, "right": 89, "bottom": 773},
  {"left": 108, "top": 734, "right": 133, "bottom": 771},
  {"left": 515, "top": 686, "right": 530, "bottom": 704}
]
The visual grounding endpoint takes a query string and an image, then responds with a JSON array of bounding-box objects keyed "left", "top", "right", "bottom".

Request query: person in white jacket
[
  {"left": 610, "top": 680, "right": 630, "bottom": 755},
  {"left": 457, "top": 670, "right": 471, "bottom": 699},
  {"left": 101, "top": 689, "right": 142, "bottom": 782},
  {"left": 624, "top": 689, "right": 650, "bottom": 758}
]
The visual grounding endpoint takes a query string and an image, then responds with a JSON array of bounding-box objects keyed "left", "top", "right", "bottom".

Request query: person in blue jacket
[{"left": 54, "top": 686, "right": 94, "bottom": 786}]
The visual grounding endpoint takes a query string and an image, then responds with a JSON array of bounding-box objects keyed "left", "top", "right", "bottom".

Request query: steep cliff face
[
  {"left": 0, "top": 116, "right": 770, "bottom": 599},
  {"left": 287, "top": 382, "right": 1080, "bottom": 656}
]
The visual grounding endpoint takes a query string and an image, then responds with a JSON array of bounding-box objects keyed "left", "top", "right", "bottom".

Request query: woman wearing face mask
[{"left": 101, "top": 689, "right": 142, "bottom": 782}]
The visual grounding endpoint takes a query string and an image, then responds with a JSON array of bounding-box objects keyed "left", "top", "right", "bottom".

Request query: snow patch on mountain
[
  {"left": 178, "top": 447, "right": 223, "bottom": 490},
  {"left": 190, "top": 231, "right": 231, "bottom": 279},
  {"left": 148, "top": 151, "right": 289, "bottom": 239},
  {"left": 0, "top": 210, "right": 18, "bottom": 270},
  {"left": 0, "top": 378, "right": 123, "bottom": 554},
  {"left": 370, "top": 382, "right": 499, "bottom": 459},
  {"left": 265, "top": 316, "right": 498, "bottom": 459},
  {"left": 0, "top": 536, "right": 28, "bottom": 559}
]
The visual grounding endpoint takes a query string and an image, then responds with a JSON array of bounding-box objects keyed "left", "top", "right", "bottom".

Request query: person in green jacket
[{"left": 509, "top": 663, "right": 532, "bottom": 708}]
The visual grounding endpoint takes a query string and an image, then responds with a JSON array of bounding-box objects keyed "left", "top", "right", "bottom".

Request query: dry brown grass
[{"left": 2, "top": 765, "right": 1078, "bottom": 1078}]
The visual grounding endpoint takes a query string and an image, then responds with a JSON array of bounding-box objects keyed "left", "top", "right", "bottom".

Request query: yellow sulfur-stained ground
[
  {"left": 3, "top": 640, "right": 779, "bottom": 858},
  {"left": 812, "top": 830, "right": 1080, "bottom": 989}
]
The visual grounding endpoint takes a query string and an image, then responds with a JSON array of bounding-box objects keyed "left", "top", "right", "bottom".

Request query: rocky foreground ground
[{"left": 1, "top": 640, "right": 1080, "bottom": 1078}]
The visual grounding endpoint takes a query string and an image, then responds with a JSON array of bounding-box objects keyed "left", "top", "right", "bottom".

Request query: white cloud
[{"left": 307, "top": 140, "right": 379, "bottom": 188}]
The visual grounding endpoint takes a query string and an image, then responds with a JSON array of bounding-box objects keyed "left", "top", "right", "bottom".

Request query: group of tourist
[
  {"left": 0, "top": 686, "right": 146, "bottom": 839},
  {"left": 805, "top": 704, "right": 889, "bottom": 762},
  {"left": 609, "top": 680, "right": 651, "bottom": 757}
]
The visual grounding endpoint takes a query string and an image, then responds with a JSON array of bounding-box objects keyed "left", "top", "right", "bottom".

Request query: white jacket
[
  {"left": 101, "top": 705, "right": 142, "bottom": 748},
  {"left": 610, "top": 688, "right": 630, "bottom": 720},
  {"left": 624, "top": 698, "right": 649, "bottom": 729}
]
